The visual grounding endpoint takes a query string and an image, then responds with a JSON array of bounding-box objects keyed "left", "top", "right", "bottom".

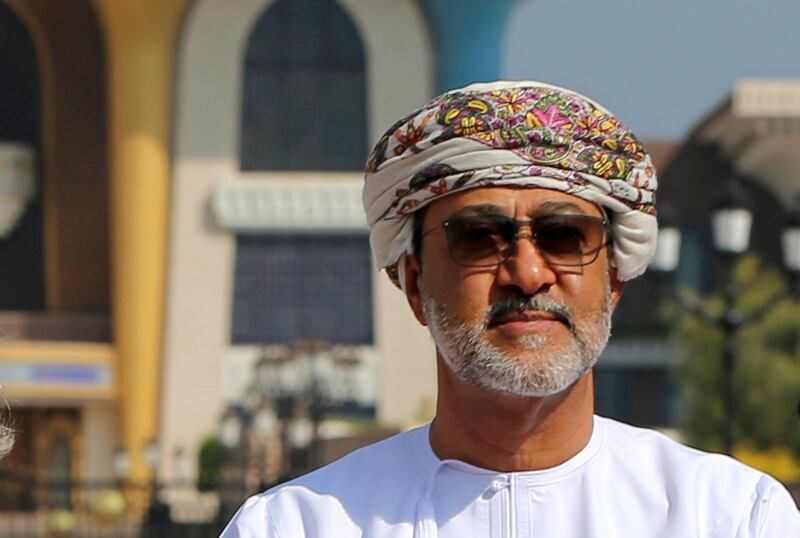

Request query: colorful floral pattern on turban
[{"left": 363, "top": 81, "right": 658, "bottom": 285}]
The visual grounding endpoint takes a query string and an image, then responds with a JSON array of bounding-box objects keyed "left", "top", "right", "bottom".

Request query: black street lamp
[
  {"left": 112, "top": 449, "right": 131, "bottom": 485},
  {"left": 141, "top": 439, "right": 172, "bottom": 537},
  {"left": 710, "top": 180, "right": 752, "bottom": 457},
  {"left": 650, "top": 179, "right": 800, "bottom": 456},
  {"left": 217, "top": 406, "right": 249, "bottom": 525}
]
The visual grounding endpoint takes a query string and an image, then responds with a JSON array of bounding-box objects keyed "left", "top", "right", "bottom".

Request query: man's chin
[
  {"left": 485, "top": 329, "right": 566, "bottom": 354},
  {"left": 471, "top": 367, "right": 586, "bottom": 400}
]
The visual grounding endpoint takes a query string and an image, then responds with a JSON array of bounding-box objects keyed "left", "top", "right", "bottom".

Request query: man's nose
[{"left": 494, "top": 233, "right": 557, "bottom": 294}]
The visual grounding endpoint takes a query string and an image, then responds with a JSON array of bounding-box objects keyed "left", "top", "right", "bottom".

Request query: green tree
[
  {"left": 197, "top": 435, "right": 225, "bottom": 491},
  {"left": 671, "top": 255, "right": 800, "bottom": 456}
]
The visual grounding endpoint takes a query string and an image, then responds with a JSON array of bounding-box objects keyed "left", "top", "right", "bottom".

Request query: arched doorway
[
  {"left": 0, "top": 1, "right": 43, "bottom": 311},
  {"left": 0, "top": 0, "right": 111, "bottom": 502}
]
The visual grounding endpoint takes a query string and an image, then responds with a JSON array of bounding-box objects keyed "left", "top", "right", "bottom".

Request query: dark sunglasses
[{"left": 420, "top": 213, "right": 611, "bottom": 268}]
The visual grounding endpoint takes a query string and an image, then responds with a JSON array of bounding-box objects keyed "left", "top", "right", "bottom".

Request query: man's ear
[
  {"left": 609, "top": 268, "right": 625, "bottom": 312},
  {"left": 403, "top": 254, "right": 428, "bottom": 326}
]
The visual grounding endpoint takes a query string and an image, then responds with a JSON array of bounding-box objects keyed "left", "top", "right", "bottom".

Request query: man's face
[{"left": 405, "top": 187, "right": 624, "bottom": 398}]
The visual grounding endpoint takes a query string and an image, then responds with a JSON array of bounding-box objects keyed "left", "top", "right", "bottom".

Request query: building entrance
[{"left": 0, "top": 407, "right": 81, "bottom": 512}]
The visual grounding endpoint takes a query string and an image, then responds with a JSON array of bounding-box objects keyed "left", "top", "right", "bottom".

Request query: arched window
[
  {"left": 0, "top": 3, "right": 43, "bottom": 311},
  {"left": 240, "top": 0, "right": 368, "bottom": 171}
]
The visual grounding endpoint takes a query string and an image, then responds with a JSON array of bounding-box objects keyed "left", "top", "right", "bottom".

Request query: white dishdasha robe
[{"left": 220, "top": 415, "right": 800, "bottom": 537}]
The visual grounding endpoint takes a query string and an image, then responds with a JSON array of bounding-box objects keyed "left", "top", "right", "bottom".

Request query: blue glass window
[
  {"left": 232, "top": 235, "right": 373, "bottom": 345},
  {"left": 240, "top": 0, "right": 367, "bottom": 171}
]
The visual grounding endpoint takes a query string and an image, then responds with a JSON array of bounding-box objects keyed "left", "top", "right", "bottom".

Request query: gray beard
[{"left": 421, "top": 288, "right": 613, "bottom": 398}]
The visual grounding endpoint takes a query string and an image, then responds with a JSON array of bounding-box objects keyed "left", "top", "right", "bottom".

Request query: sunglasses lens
[
  {"left": 442, "top": 215, "right": 607, "bottom": 268},
  {"left": 445, "top": 216, "right": 514, "bottom": 266},
  {"left": 534, "top": 216, "right": 606, "bottom": 265}
]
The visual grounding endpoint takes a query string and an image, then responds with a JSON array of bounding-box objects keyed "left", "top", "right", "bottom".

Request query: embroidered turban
[{"left": 362, "top": 80, "right": 658, "bottom": 285}]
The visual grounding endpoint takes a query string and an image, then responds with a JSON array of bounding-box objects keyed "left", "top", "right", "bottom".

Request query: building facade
[{"left": 0, "top": 0, "right": 518, "bottom": 491}]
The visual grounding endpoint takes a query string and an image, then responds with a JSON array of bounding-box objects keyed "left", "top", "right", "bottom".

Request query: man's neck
[{"left": 429, "top": 358, "right": 595, "bottom": 472}]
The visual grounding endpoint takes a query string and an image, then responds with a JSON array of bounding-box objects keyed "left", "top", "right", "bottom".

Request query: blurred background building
[
  {"left": 0, "top": 0, "right": 477, "bottom": 494},
  {"left": 0, "top": 0, "right": 798, "bottom": 527}
]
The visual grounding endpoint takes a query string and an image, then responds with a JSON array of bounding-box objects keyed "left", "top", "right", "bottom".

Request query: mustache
[{"left": 486, "top": 294, "right": 575, "bottom": 330}]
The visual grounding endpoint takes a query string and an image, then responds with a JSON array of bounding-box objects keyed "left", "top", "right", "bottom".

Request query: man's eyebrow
[
  {"left": 449, "top": 200, "right": 592, "bottom": 217},
  {"left": 451, "top": 203, "right": 507, "bottom": 216},
  {"left": 537, "top": 200, "right": 589, "bottom": 215}
]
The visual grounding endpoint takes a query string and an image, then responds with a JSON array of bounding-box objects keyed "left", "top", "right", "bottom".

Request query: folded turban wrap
[{"left": 362, "top": 81, "right": 658, "bottom": 287}]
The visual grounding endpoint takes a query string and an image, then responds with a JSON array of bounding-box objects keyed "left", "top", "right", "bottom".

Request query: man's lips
[{"left": 489, "top": 310, "right": 569, "bottom": 328}]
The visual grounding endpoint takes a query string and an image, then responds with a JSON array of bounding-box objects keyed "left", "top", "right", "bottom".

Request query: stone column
[
  {"left": 419, "top": 0, "right": 518, "bottom": 93},
  {"left": 92, "top": 0, "right": 189, "bottom": 481}
]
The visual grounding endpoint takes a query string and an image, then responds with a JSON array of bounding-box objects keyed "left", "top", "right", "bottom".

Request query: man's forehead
[{"left": 423, "top": 187, "right": 603, "bottom": 220}]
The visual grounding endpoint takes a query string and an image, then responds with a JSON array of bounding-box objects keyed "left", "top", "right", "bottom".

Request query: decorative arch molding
[
  {"left": 335, "top": 0, "right": 434, "bottom": 143},
  {"left": 163, "top": 0, "right": 434, "bottom": 474},
  {"left": 173, "top": 0, "right": 432, "bottom": 160},
  {"left": 2, "top": 2, "right": 51, "bottom": 96}
]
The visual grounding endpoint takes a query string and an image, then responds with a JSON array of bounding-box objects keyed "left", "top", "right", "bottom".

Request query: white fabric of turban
[{"left": 363, "top": 80, "right": 658, "bottom": 286}]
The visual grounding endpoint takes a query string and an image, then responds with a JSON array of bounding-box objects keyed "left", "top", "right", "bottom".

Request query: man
[
  {"left": 221, "top": 81, "right": 800, "bottom": 537},
  {"left": 0, "top": 416, "right": 11, "bottom": 460},
  {"left": 0, "top": 397, "right": 12, "bottom": 460}
]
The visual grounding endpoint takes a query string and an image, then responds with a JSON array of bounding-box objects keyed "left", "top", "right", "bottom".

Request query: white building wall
[
  {"left": 162, "top": 0, "right": 436, "bottom": 478},
  {"left": 161, "top": 0, "right": 264, "bottom": 479},
  {"left": 337, "top": 0, "right": 439, "bottom": 426}
]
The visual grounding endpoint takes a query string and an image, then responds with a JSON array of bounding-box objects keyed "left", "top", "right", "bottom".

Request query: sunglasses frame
[{"left": 420, "top": 213, "right": 612, "bottom": 269}]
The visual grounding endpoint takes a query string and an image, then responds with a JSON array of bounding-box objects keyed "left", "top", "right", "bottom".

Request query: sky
[{"left": 504, "top": 0, "right": 800, "bottom": 140}]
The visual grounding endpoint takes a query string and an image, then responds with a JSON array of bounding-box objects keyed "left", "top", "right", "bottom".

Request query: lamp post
[
  {"left": 219, "top": 409, "right": 244, "bottom": 454},
  {"left": 651, "top": 179, "right": 772, "bottom": 455},
  {"left": 142, "top": 439, "right": 172, "bottom": 537},
  {"left": 251, "top": 403, "right": 279, "bottom": 489},
  {"left": 171, "top": 446, "right": 192, "bottom": 486},
  {"left": 217, "top": 406, "right": 248, "bottom": 526},
  {"left": 113, "top": 449, "right": 131, "bottom": 485},
  {"left": 711, "top": 180, "right": 752, "bottom": 456},
  {"left": 219, "top": 406, "right": 249, "bottom": 488},
  {"left": 143, "top": 439, "right": 160, "bottom": 484}
]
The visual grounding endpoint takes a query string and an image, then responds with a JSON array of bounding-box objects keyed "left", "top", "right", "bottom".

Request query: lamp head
[{"left": 712, "top": 179, "right": 753, "bottom": 255}]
